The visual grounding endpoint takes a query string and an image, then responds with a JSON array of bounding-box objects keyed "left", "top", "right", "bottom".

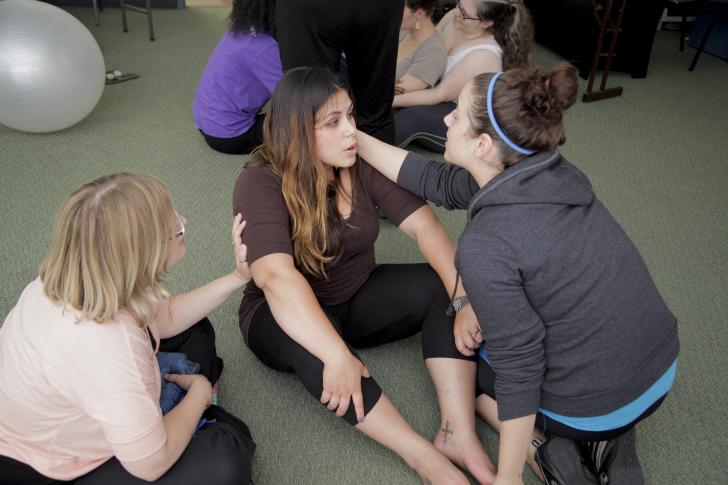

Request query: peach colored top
[{"left": 0, "top": 278, "right": 168, "bottom": 480}]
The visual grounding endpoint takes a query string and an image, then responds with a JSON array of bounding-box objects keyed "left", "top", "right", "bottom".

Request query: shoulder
[
  {"left": 233, "top": 159, "right": 289, "bottom": 216},
  {"left": 421, "top": 33, "right": 447, "bottom": 52},
  {"left": 235, "top": 161, "right": 281, "bottom": 192}
]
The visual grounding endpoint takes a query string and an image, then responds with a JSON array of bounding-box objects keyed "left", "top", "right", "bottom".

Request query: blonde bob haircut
[{"left": 40, "top": 173, "right": 177, "bottom": 327}]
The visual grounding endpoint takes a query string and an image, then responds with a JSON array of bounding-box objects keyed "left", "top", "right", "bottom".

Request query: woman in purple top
[{"left": 193, "top": 0, "right": 282, "bottom": 155}]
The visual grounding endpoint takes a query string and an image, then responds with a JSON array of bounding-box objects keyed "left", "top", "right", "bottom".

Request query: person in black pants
[
  {"left": 233, "top": 67, "right": 475, "bottom": 484},
  {"left": 355, "top": 63, "right": 678, "bottom": 484},
  {"left": 0, "top": 174, "right": 255, "bottom": 485},
  {"left": 275, "top": 0, "right": 404, "bottom": 144}
]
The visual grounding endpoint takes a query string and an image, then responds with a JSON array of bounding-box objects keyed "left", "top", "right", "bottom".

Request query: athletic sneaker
[
  {"left": 582, "top": 428, "right": 645, "bottom": 485},
  {"left": 534, "top": 437, "right": 599, "bottom": 485}
]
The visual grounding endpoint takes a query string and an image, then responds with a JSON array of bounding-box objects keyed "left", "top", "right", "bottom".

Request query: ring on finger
[{"left": 470, "top": 329, "right": 480, "bottom": 339}]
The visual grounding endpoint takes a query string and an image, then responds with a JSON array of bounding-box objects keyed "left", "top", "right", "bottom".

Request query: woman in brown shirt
[{"left": 233, "top": 67, "right": 488, "bottom": 484}]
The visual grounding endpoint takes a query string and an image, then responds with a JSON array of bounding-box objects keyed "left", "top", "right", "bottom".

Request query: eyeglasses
[{"left": 456, "top": 0, "right": 480, "bottom": 22}]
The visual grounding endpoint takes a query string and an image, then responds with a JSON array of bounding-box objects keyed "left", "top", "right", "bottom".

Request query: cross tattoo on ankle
[{"left": 441, "top": 421, "right": 454, "bottom": 444}]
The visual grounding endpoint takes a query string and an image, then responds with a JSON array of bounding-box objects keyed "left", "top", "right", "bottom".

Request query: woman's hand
[
  {"left": 394, "top": 79, "right": 407, "bottom": 95},
  {"left": 320, "top": 350, "right": 371, "bottom": 423},
  {"left": 165, "top": 373, "right": 213, "bottom": 407},
  {"left": 453, "top": 304, "right": 484, "bottom": 357},
  {"left": 232, "top": 213, "right": 251, "bottom": 285}
]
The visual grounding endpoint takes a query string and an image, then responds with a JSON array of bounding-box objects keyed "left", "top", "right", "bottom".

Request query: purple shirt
[{"left": 193, "top": 30, "right": 282, "bottom": 138}]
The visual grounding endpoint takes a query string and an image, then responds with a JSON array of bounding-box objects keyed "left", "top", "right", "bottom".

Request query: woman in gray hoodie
[{"left": 356, "top": 63, "right": 678, "bottom": 485}]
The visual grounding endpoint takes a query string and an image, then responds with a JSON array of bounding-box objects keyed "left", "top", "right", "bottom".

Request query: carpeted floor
[{"left": 1, "top": 6, "right": 727, "bottom": 484}]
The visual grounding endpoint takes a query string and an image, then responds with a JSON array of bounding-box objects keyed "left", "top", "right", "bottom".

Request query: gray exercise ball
[{"left": 0, "top": 0, "right": 105, "bottom": 133}]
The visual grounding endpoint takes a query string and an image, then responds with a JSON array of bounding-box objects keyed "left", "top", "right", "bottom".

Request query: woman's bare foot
[
  {"left": 410, "top": 442, "right": 471, "bottom": 485},
  {"left": 433, "top": 420, "right": 496, "bottom": 485}
]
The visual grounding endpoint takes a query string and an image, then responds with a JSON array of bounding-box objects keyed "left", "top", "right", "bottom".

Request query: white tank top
[{"left": 444, "top": 44, "right": 503, "bottom": 76}]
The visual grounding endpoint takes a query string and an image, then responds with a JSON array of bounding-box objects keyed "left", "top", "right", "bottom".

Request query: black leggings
[
  {"left": 0, "top": 319, "right": 255, "bottom": 485},
  {"left": 199, "top": 113, "right": 265, "bottom": 155},
  {"left": 421, "top": 313, "right": 666, "bottom": 442},
  {"left": 394, "top": 102, "right": 454, "bottom": 153},
  {"left": 247, "top": 263, "right": 452, "bottom": 425}
]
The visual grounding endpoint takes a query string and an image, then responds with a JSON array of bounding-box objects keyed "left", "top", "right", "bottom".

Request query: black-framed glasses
[{"left": 456, "top": 0, "right": 480, "bottom": 21}]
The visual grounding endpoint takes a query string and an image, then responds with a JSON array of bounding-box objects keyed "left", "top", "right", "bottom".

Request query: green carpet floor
[{"left": 1, "top": 6, "right": 727, "bottom": 484}]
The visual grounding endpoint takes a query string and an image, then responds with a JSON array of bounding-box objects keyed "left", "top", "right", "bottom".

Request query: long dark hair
[
  {"left": 475, "top": 0, "right": 534, "bottom": 69},
  {"left": 248, "top": 67, "right": 354, "bottom": 278},
  {"left": 468, "top": 63, "right": 579, "bottom": 166},
  {"left": 229, "top": 0, "right": 276, "bottom": 38}
]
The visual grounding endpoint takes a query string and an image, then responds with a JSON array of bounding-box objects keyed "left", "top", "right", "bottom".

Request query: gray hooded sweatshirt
[{"left": 398, "top": 150, "right": 679, "bottom": 421}]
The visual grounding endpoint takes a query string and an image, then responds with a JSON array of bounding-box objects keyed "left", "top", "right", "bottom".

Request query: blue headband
[{"left": 487, "top": 72, "right": 535, "bottom": 156}]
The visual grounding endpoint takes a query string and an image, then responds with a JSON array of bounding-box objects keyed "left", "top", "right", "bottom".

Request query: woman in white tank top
[{"left": 394, "top": 0, "right": 533, "bottom": 152}]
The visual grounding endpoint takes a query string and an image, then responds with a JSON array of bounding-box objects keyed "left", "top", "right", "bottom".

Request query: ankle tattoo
[{"left": 440, "top": 421, "right": 454, "bottom": 444}]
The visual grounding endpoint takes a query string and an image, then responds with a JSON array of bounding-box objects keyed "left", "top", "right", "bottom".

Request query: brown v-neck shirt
[{"left": 232, "top": 159, "right": 425, "bottom": 340}]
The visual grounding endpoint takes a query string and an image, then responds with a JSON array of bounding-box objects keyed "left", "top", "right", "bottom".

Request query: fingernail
[{"left": 357, "top": 418, "right": 364, "bottom": 424}]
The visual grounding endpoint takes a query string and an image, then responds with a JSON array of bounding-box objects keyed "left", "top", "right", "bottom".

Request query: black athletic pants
[
  {"left": 199, "top": 113, "right": 265, "bottom": 155},
  {"left": 275, "top": 0, "right": 404, "bottom": 144},
  {"left": 247, "top": 263, "right": 452, "bottom": 425},
  {"left": 0, "top": 319, "right": 255, "bottom": 485},
  {"left": 422, "top": 312, "right": 667, "bottom": 441}
]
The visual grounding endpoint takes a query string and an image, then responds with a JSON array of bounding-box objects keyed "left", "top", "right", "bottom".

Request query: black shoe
[
  {"left": 582, "top": 428, "right": 644, "bottom": 485},
  {"left": 534, "top": 437, "right": 599, "bottom": 485}
]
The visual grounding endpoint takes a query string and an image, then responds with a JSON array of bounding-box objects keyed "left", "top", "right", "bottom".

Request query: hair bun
[{"left": 523, "top": 63, "right": 578, "bottom": 124}]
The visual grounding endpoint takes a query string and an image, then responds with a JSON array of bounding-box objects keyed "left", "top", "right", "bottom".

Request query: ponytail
[{"left": 476, "top": 0, "right": 534, "bottom": 69}]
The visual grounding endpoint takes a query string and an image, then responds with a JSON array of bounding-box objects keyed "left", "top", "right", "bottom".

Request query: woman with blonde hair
[
  {"left": 0, "top": 174, "right": 255, "bottom": 484},
  {"left": 233, "top": 66, "right": 482, "bottom": 484},
  {"left": 395, "top": 0, "right": 533, "bottom": 152}
]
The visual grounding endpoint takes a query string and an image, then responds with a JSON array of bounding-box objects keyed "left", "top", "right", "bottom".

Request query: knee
[
  {"left": 191, "top": 317, "right": 216, "bottom": 344},
  {"left": 200, "top": 427, "right": 254, "bottom": 485}
]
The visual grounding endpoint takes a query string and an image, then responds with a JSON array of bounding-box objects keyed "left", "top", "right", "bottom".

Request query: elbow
[
  {"left": 127, "top": 466, "right": 166, "bottom": 483},
  {"left": 251, "top": 262, "right": 294, "bottom": 295}
]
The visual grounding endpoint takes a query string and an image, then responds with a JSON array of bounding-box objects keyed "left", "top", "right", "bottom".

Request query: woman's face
[
  {"left": 443, "top": 82, "right": 477, "bottom": 166},
  {"left": 453, "top": 0, "right": 488, "bottom": 34},
  {"left": 401, "top": 5, "right": 416, "bottom": 29},
  {"left": 165, "top": 211, "right": 187, "bottom": 270},
  {"left": 314, "top": 89, "right": 358, "bottom": 172}
]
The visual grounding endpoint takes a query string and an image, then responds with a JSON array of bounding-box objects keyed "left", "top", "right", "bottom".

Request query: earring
[{"left": 415, "top": 20, "right": 420, "bottom": 31}]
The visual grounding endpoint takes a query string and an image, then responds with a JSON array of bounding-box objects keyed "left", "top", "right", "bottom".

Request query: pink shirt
[{"left": 0, "top": 279, "right": 168, "bottom": 480}]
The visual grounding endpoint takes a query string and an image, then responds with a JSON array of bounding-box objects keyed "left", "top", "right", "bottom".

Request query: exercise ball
[{"left": 0, "top": 0, "right": 105, "bottom": 133}]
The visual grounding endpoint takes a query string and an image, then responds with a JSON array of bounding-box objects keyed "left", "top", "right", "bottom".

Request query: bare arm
[
  {"left": 398, "top": 205, "right": 461, "bottom": 298},
  {"left": 393, "top": 50, "right": 502, "bottom": 108},
  {"left": 158, "top": 215, "right": 250, "bottom": 339},
  {"left": 495, "top": 414, "right": 536, "bottom": 485},
  {"left": 251, "top": 253, "right": 349, "bottom": 361},
  {"left": 356, "top": 130, "right": 408, "bottom": 183},
  {"left": 119, "top": 375, "right": 212, "bottom": 481},
  {"left": 251, "top": 253, "right": 370, "bottom": 421},
  {"left": 395, "top": 74, "right": 430, "bottom": 95}
]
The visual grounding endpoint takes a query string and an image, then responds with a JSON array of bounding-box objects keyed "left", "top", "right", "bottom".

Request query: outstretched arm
[
  {"left": 356, "top": 130, "right": 408, "bottom": 183},
  {"left": 357, "top": 130, "right": 479, "bottom": 210},
  {"left": 398, "top": 206, "right": 484, "bottom": 355},
  {"left": 158, "top": 214, "right": 251, "bottom": 339}
]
